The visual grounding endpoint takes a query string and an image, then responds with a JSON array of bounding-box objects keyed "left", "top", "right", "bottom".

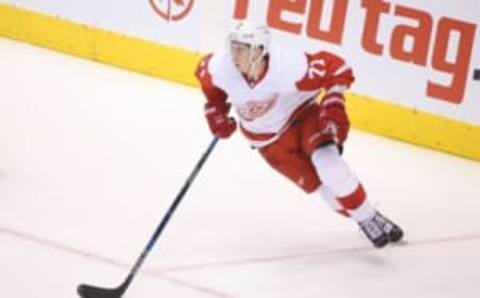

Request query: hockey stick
[{"left": 77, "top": 137, "right": 219, "bottom": 298}]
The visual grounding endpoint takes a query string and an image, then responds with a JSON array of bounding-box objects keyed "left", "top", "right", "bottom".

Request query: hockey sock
[{"left": 311, "top": 145, "right": 376, "bottom": 222}]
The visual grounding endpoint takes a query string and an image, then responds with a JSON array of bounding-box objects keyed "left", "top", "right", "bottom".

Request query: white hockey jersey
[{"left": 196, "top": 45, "right": 354, "bottom": 147}]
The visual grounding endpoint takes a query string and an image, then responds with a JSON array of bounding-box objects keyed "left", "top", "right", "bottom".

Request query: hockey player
[{"left": 195, "top": 21, "right": 403, "bottom": 248}]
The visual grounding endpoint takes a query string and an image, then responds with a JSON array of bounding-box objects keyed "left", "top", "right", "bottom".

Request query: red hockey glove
[
  {"left": 318, "top": 93, "right": 350, "bottom": 146},
  {"left": 204, "top": 101, "right": 237, "bottom": 139}
]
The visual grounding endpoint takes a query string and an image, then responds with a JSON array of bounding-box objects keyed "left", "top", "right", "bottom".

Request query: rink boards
[{"left": 0, "top": 1, "right": 479, "bottom": 161}]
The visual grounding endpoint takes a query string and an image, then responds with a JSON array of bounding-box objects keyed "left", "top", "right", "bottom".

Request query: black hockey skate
[
  {"left": 359, "top": 216, "right": 389, "bottom": 248},
  {"left": 371, "top": 212, "right": 404, "bottom": 243},
  {"left": 359, "top": 212, "right": 404, "bottom": 248}
]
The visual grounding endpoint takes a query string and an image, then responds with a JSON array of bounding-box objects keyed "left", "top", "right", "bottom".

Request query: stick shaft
[{"left": 121, "top": 137, "right": 219, "bottom": 291}]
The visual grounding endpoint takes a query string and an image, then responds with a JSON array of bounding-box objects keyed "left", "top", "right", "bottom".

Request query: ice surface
[{"left": 1, "top": 38, "right": 479, "bottom": 298}]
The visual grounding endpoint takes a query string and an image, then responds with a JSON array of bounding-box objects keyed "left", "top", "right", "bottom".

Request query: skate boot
[
  {"left": 372, "top": 212, "right": 404, "bottom": 243},
  {"left": 359, "top": 216, "right": 389, "bottom": 248}
]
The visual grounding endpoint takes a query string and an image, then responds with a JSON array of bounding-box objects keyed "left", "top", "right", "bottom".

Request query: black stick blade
[{"left": 77, "top": 284, "right": 126, "bottom": 298}]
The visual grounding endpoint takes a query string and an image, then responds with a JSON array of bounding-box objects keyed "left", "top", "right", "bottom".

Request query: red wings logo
[
  {"left": 237, "top": 94, "right": 279, "bottom": 122},
  {"left": 149, "top": 0, "right": 195, "bottom": 22}
]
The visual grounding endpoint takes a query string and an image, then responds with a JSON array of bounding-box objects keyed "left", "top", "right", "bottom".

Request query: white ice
[{"left": 1, "top": 37, "right": 479, "bottom": 298}]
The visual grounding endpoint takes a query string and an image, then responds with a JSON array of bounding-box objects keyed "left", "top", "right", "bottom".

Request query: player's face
[{"left": 230, "top": 41, "right": 251, "bottom": 73}]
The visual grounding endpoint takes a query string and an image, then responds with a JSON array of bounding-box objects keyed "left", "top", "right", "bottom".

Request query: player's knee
[
  {"left": 310, "top": 144, "right": 358, "bottom": 197},
  {"left": 311, "top": 144, "right": 344, "bottom": 172}
]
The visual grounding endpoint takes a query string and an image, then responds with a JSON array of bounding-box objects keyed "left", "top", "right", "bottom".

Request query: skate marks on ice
[
  {"left": 0, "top": 225, "right": 232, "bottom": 298},
  {"left": 2, "top": 223, "right": 479, "bottom": 272},
  {"left": 151, "top": 233, "right": 480, "bottom": 272}
]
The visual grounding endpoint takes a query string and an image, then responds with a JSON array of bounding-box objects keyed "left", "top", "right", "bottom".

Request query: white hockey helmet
[{"left": 228, "top": 21, "right": 270, "bottom": 58}]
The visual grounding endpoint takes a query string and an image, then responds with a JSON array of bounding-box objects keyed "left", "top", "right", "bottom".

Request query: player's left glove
[{"left": 317, "top": 93, "right": 350, "bottom": 146}]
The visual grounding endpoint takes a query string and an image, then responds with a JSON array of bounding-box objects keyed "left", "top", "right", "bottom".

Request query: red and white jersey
[{"left": 196, "top": 45, "right": 354, "bottom": 147}]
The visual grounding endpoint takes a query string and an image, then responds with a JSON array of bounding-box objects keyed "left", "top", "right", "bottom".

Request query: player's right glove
[
  {"left": 317, "top": 92, "right": 350, "bottom": 146},
  {"left": 204, "top": 101, "right": 237, "bottom": 139}
]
